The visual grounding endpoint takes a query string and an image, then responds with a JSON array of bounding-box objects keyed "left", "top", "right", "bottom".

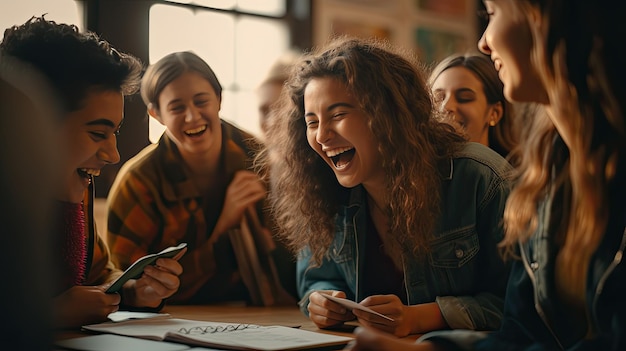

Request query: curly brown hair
[{"left": 258, "top": 36, "right": 466, "bottom": 266}]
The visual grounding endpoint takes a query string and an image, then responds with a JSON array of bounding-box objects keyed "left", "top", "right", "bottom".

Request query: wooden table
[
  {"left": 160, "top": 303, "right": 358, "bottom": 336},
  {"left": 56, "top": 304, "right": 359, "bottom": 349}
]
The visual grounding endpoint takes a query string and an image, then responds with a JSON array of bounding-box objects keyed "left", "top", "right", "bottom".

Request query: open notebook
[{"left": 82, "top": 317, "right": 353, "bottom": 351}]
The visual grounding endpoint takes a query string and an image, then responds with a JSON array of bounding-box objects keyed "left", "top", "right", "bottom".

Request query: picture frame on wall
[
  {"left": 414, "top": 0, "right": 468, "bottom": 18},
  {"left": 329, "top": 17, "right": 393, "bottom": 41},
  {"left": 313, "top": 0, "right": 477, "bottom": 67},
  {"left": 314, "top": 0, "right": 398, "bottom": 45},
  {"left": 413, "top": 26, "right": 469, "bottom": 65}
]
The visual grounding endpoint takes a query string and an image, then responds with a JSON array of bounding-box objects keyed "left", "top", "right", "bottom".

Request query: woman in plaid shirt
[{"left": 107, "top": 51, "right": 297, "bottom": 306}]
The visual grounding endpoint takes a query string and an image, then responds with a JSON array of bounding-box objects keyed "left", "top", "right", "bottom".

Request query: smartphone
[{"left": 105, "top": 243, "right": 187, "bottom": 293}]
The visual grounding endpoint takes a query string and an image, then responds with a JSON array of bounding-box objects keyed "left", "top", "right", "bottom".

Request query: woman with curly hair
[{"left": 260, "top": 36, "right": 512, "bottom": 337}]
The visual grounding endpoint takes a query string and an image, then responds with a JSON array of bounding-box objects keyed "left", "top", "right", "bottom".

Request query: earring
[{"left": 489, "top": 120, "right": 496, "bottom": 126}]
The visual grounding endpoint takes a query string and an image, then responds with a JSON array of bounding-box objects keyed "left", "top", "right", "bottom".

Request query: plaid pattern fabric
[{"left": 106, "top": 121, "right": 288, "bottom": 304}]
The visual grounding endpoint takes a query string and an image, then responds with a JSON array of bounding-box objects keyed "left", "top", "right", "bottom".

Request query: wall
[{"left": 313, "top": 0, "right": 481, "bottom": 66}]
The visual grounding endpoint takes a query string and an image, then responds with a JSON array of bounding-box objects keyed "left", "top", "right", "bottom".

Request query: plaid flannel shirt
[{"left": 106, "top": 121, "right": 295, "bottom": 304}]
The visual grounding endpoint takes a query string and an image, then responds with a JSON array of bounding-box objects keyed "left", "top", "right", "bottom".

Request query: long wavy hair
[
  {"left": 258, "top": 36, "right": 465, "bottom": 266},
  {"left": 501, "top": 0, "right": 626, "bottom": 308},
  {"left": 428, "top": 53, "right": 520, "bottom": 164}
]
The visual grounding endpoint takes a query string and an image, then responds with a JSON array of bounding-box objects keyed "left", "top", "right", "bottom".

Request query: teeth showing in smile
[
  {"left": 325, "top": 147, "right": 355, "bottom": 169},
  {"left": 78, "top": 168, "right": 99, "bottom": 184},
  {"left": 185, "top": 125, "right": 207, "bottom": 135},
  {"left": 325, "top": 146, "right": 353, "bottom": 158},
  {"left": 80, "top": 168, "right": 101, "bottom": 177}
]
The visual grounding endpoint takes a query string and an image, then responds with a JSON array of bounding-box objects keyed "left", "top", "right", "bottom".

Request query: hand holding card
[
  {"left": 320, "top": 293, "right": 394, "bottom": 321},
  {"left": 106, "top": 243, "right": 187, "bottom": 293}
]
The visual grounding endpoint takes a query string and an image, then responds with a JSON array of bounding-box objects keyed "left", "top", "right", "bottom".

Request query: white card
[
  {"left": 107, "top": 311, "right": 171, "bottom": 322},
  {"left": 320, "top": 293, "right": 394, "bottom": 321}
]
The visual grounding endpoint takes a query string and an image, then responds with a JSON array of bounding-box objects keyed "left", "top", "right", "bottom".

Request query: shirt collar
[{"left": 156, "top": 121, "right": 250, "bottom": 201}]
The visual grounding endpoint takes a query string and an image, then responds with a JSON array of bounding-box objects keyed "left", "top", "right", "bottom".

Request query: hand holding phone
[{"left": 106, "top": 243, "right": 187, "bottom": 293}]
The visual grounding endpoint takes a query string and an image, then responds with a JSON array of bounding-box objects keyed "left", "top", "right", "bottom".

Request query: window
[
  {"left": 148, "top": 1, "right": 290, "bottom": 142},
  {"left": 165, "top": 0, "right": 286, "bottom": 16},
  {"left": 0, "top": 0, "right": 83, "bottom": 33}
]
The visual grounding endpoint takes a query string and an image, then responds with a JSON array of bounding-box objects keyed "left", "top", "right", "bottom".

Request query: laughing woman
[
  {"left": 260, "top": 36, "right": 512, "bottom": 337},
  {"left": 107, "top": 51, "right": 297, "bottom": 306}
]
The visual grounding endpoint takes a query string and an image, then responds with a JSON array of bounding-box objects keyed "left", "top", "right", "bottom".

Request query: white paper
[
  {"left": 107, "top": 311, "right": 171, "bottom": 322},
  {"left": 83, "top": 318, "right": 353, "bottom": 351},
  {"left": 320, "top": 293, "right": 395, "bottom": 321}
]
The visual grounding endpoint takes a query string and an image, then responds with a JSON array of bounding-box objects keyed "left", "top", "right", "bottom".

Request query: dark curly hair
[{"left": 0, "top": 16, "right": 142, "bottom": 113}]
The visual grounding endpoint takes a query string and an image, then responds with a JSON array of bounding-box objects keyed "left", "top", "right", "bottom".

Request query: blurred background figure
[
  {"left": 256, "top": 49, "right": 302, "bottom": 138},
  {"left": 428, "top": 53, "right": 520, "bottom": 164},
  {"left": 0, "top": 53, "right": 61, "bottom": 349}
]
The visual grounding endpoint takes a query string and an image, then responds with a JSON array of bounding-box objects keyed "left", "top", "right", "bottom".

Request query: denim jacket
[
  {"left": 422, "top": 218, "right": 626, "bottom": 351},
  {"left": 421, "top": 166, "right": 626, "bottom": 350},
  {"left": 297, "top": 142, "right": 512, "bottom": 331}
]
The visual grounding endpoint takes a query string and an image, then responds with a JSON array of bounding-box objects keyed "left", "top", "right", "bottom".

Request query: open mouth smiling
[
  {"left": 77, "top": 168, "right": 100, "bottom": 183},
  {"left": 185, "top": 125, "right": 207, "bottom": 136},
  {"left": 326, "top": 146, "right": 355, "bottom": 169}
]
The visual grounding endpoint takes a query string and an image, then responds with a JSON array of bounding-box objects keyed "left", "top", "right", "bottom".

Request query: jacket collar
[
  {"left": 439, "top": 158, "right": 454, "bottom": 181},
  {"left": 155, "top": 121, "right": 249, "bottom": 201}
]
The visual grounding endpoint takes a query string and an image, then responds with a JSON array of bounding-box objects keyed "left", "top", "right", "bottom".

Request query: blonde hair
[{"left": 500, "top": 1, "right": 625, "bottom": 316}]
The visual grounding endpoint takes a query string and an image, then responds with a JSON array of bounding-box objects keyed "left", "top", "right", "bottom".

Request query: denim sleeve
[
  {"left": 296, "top": 247, "right": 352, "bottom": 316},
  {"left": 425, "top": 268, "right": 626, "bottom": 351},
  {"left": 436, "top": 169, "right": 511, "bottom": 330},
  {"left": 422, "top": 260, "right": 552, "bottom": 351},
  {"left": 435, "top": 292, "right": 505, "bottom": 330}
]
